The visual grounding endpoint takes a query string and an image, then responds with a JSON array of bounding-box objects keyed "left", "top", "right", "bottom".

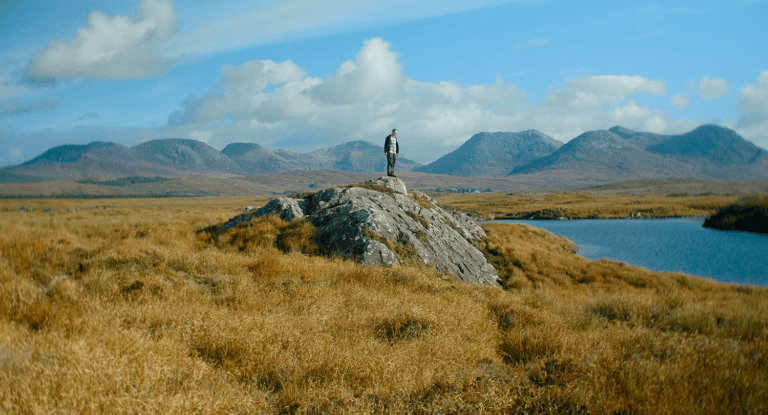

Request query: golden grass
[
  {"left": 1, "top": 197, "right": 767, "bottom": 414},
  {"left": 433, "top": 191, "right": 742, "bottom": 219}
]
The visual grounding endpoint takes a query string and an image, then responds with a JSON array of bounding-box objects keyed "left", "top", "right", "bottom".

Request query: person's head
[{"left": 392, "top": 129, "right": 397, "bottom": 136}]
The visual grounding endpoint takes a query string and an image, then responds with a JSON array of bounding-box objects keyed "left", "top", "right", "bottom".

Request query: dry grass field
[
  {"left": 433, "top": 192, "right": 743, "bottom": 220},
  {"left": 431, "top": 179, "right": 768, "bottom": 220},
  {"left": 1, "top": 196, "right": 767, "bottom": 414}
]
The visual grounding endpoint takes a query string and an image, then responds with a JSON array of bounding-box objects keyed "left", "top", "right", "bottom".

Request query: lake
[{"left": 495, "top": 218, "right": 768, "bottom": 286}]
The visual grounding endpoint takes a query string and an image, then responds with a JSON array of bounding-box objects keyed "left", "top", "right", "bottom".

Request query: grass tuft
[{"left": 374, "top": 312, "right": 432, "bottom": 343}]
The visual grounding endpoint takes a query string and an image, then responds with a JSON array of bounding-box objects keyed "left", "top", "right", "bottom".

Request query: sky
[{"left": 1, "top": 0, "right": 767, "bottom": 167}]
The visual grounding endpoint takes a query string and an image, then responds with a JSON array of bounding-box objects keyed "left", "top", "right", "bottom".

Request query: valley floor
[{"left": 1, "top": 196, "right": 766, "bottom": 413}]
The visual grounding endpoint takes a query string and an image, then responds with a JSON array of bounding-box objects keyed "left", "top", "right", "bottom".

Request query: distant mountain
[
  {"left": 222, "top": 140, "right": 422, "bottom": 174},
  {"left": 511, "top": 125, "right": 768, "bottom": 182},
  {"left": 646, "top": 125, "right": 768, "bottom": 181},
  {"left": 647, "top": 125, "right": 763, "bottom": 163},
  {"left": 134, "top": 139, "right": 246, "bottom": 175},
  {"left": 1, "top": 138, "right": 422, "bottom": 182},
  {"left": 414, "top": 130, "right": 563, "bottom": 176},
  {"left": 306, "top": 140, "right": 422, "bottom": 172},
  {"left": 607, "top": 126, "right": 668, "bottom": 148},
  {"left": 510, "top": 130, "right": 695, "bottom": 181},
  {"left": 221, "top": 142, "right": 296, "bottom": 174},
  {"left": 3, "top": 125, "right": 764, "bottom": 185},
  {"left": 4, "top": 139, "right": 245, "bottom": 180}
]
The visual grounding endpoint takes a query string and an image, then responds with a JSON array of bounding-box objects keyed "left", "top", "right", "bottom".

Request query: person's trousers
[{"left": 387, "top": 152, "right": 397, "bottom": 176}]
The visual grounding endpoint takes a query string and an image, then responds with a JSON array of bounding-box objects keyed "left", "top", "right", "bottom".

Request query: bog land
[{"left": 1, "top": 180, "right": 767, "bottom": 413}]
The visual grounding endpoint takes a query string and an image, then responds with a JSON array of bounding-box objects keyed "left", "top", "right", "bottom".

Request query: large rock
[{"left": 212, "top": 176, "right": 499, "bottom": 285}]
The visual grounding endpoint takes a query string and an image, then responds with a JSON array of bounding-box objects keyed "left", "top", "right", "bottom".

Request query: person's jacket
[{"left": 384, "top": 134, "right": 399, "bottom": 154}]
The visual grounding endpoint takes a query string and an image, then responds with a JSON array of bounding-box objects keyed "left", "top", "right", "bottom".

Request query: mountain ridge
[
  {"left": 414, "top": 130, "right": 563, "bottom": 176},
  {"left": 510, "top": 124, "right": 768, "bottom": 182},
  {"left": 223, "top": 140, "right": 422, "bottom": 174},
  {"left": 2, "top": 124, "right": 766, "bottom": 185}
]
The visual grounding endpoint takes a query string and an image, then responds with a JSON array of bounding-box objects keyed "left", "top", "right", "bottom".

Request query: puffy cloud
[
  {"left": 670, "top": 93, "right": 690, "bottom": 108},
  {"left": 167, "top": 59, "right": 315, "bottom": 126},
  {"left": 24, "top": 0, "right": 177, "bottom": 83},
  {"left": 738, "top": 70, "right": 768, "bottom": 123},
  {"left": 165, "top": 38, "right": 699, "bottom": 163},
  {"left": 0, "top": 97, "right": 62, "bottom": 117},
  {"left": 698, "top": 76, "right": 729, "bottom": 98},
  {"left": 735, "top": 70, "right": 768, "bottom": 147},
  {"left": 542, "top": 75, "right": 666, "bottom": 109},
  {"left": 310, "top": 38, "right": 405, "bottom": 105}
]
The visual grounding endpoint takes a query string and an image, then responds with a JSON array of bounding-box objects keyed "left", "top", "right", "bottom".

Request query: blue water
[{"left": 495, "top": 218, "right": 768, "bottom": 286}]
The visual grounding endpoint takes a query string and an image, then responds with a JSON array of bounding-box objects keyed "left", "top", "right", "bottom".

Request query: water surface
[{"left": 495, "top": 218, "right": 768, "bottom": 286}]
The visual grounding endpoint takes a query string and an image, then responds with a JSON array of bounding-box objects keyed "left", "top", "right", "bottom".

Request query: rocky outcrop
[{"left": 211, "top": 177, "right": 499, "bottom": 285}]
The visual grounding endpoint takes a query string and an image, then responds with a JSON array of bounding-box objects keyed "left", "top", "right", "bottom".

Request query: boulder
[{"left": 210, "top": 176, "right": 499, "bottom": 286}]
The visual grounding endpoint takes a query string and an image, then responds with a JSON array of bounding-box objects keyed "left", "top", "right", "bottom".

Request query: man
[{"left": 383, "top": 128, "right": 399, "bottom": 177}]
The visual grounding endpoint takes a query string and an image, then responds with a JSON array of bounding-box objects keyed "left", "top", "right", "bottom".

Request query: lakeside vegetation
[
  {"left": 1, "top": 196, "right": 766, "bottom": 413},
  {"left": 433, "top": 192, "right": 744, "bottom": 220},
  {"left": 703, "top": 194, "right": 768, "bottom": 233}
]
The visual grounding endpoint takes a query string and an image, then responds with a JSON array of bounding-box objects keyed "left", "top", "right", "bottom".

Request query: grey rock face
[{"left": 212, "top": 176, "right": 498, "bottom": 286}]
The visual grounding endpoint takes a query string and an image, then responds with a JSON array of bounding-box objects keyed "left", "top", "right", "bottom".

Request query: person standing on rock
[{"left": 384, "top": 129, "right": 399, "bottom": 177}]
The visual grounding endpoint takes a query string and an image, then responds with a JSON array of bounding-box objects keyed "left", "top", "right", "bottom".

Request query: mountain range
[
  {"left": 1, "top": 124, "right": 765, "bottom": 185},
  {"left": 1, "top": 139, "right": 421, "bottom": 181},
  {"left": 221, "top": 140, "right": 422, "bottom": 174},
  {"left": 508, "top": 125, "right": 768, "bottom": 182}
]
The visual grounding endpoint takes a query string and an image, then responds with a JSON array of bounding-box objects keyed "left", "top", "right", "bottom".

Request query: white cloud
[
  {"left": 165, "top": 0, "right": 528, "bottom": 57},
  {"left": 698, "top": 76, "right": 729, "bottom": 98},
  {"left": 738, "top": 70, "right": 768, "bottom": 122},
  {"left": 670, "top": 93, "right": 690, "bottom": 108},
  {"left": 164, "top": 38, "right": 701, "bottom": 163},
  {"left": 25, "top": 0, "right": 177, "bottom": 83},
  {"left": 735, "top": 70, "right": 768, "bottom": 147},
  {"left": 542, "top": 75, "right": 666, "bottom": 109},
  {"left": 0, "top": 97, "right": 62, "bottom": 117},
  {"left": 310, "top": 38, "right": 405, "bottom": 105},
  {"left": 189, "top": 130, "right": 212, "bottom": 143}
]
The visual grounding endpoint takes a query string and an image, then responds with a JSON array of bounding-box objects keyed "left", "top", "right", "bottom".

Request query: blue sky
[{"left": 1, "top": 0, "right": 767, "bottom": 167}]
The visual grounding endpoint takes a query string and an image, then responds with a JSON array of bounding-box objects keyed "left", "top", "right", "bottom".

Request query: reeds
[{"left": 1, "top": 198, "right": 766, "bottom": 413}]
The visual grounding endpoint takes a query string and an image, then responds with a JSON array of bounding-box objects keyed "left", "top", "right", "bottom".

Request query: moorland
[{"left": 2, "top": 180, "right": 767, "bottom": 413}]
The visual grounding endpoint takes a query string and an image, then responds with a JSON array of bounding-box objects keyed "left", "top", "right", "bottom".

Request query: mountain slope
[
  {"left": 134, "top": 139, "right": 246, "bottom": 176},
  {"left": 307, "top": 140, "right": 422, "bottom": 173},
  {"left": 6, "top": 139, "right": 245, "bottom": 180},
  {"left": 223, "top": 140, "right": 422, "bottom": 174},
  {"left": 220, "top": 142, "right": 300, "bottom": 174},
  {"left": 510, "top": 125, "right": 768, "bottom": 182},
  {"left": 510, "top": 130, "right": 698, "bottom": 181},
  {"left": 608, "top": 126, "right": 669, "bottom": 148},
  {"left": 646, "top": 125, "right": 768, "bottom": 181},
  {"left": 647, "top": 125, "right": 765, "bottom": 163},
  {"left": 415, "top": 130, "right": 563, "bottom": 176},
  {"left": 11, "top": 142, "right": 159, "bottom": 179}
]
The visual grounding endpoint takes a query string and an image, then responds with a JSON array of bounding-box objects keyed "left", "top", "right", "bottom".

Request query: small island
[{"left": 703, "top": 194, "right": 768, "bottom": 233}]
